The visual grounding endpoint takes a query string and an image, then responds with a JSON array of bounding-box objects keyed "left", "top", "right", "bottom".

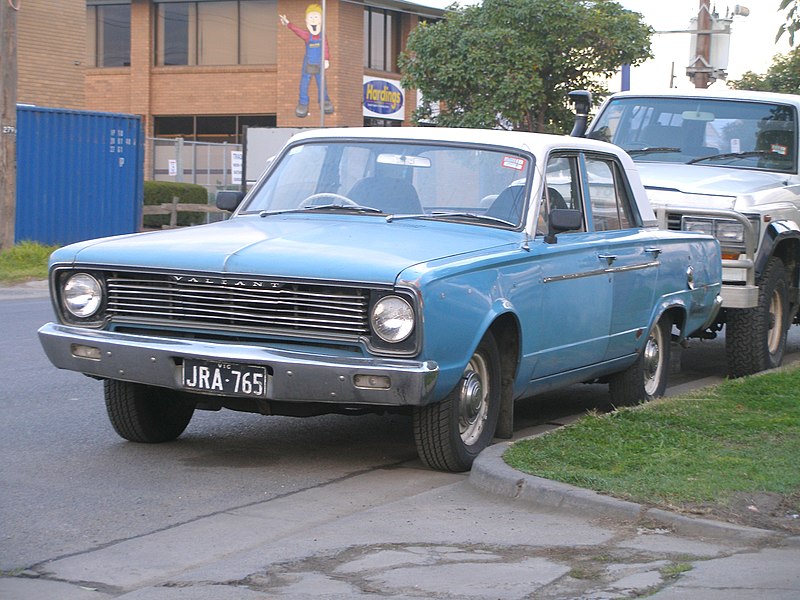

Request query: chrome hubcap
[
  {"left": 767, "top": 290, "right": 784, "bottom": 355},
  {"left": 458, "top": 353, "right": 489, "bottom": 446},
  {"left": 643, "top": 326, "right": 663, "bottom": 397}
]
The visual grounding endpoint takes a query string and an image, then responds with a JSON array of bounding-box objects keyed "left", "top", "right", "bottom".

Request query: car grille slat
[
  {"left": 666, "top": 212, "right": 683, "bottom": 231},
  {"left": 106, "top": 274, "right": 371, "bottom": 338}
]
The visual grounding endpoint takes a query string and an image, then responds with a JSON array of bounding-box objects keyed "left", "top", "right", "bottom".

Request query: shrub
[{"left": 143, "top": 181, "right": 210, "bottom": 229}]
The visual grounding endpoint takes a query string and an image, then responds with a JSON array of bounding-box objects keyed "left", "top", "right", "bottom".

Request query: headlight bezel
[
  {"left": 681, "top": 215, "right": 759, "bottom": 253},
  {"left": 367, "top": 290, "right": 419, "bottom": 355},
  {"left": 57, "top": 270, "right": 106, "bottom": 325}
]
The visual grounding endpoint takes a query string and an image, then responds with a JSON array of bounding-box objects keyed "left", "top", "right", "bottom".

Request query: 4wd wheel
[
  {"left": 412, "top": 332, "right": 501, "bottom": 472},
  {"left": 726, "top": 256, "right": 790, "bottom": 378},
  {"left": 609, "top": 316, "right": 671, "bottom": 406},
  {"left": 104, "top": 380, "right": 195, "bottom": 443}
]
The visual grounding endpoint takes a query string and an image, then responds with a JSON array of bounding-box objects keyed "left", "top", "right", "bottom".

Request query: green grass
[
  {"left": 0, "top": 242, "right": 57, "bottom": 284},
  {"left": 505, "top": 369, "right": 800, "bottom": 508}
]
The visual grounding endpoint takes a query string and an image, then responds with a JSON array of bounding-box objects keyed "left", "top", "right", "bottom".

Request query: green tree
[
  {"left": 728, "top": 48, "right": 800, "bottom": 94},
  {"left": 398, "top": 0, "right": 652, "bottom": 132},
  {"left": 777, "top": 0, "right": 799, "bottom": 46}
]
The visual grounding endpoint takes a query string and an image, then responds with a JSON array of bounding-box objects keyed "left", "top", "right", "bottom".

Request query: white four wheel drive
[{"left": 581, "top": 89, "right": 800, "bottom": 377}]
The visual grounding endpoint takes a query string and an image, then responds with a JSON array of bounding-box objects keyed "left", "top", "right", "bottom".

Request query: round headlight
[
  {"left": 63, "top": 273, "right": 103, "bottom": 318},
  {"left": 372, "top": 295, "right": 414, "bottom": 343}
]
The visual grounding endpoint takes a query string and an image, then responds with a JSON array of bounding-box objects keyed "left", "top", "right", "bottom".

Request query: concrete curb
[
  {"left": 0, "top": 279, "right": 49, "bottom": 300},
  {"left": 469, "top": 442, "right": 783, "bottom": 544}
]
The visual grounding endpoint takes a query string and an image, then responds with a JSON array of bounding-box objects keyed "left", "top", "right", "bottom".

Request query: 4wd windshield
[
  {"left": 240, "top": 140, "right": 533, "bottom": 227},
  {"left": 589, "top": 97, "right": 797, "bottom": 174}
]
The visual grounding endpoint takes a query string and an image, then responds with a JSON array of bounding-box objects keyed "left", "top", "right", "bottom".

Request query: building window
[
  {"left": 154, "top": 115, "right": 277, "bottom": 144},
  {"left": 364, "top": 7, "right": 401, "bottom": 72},
  {"left": 363, "top": 118, "right": 402, "bottom": 127},
  {"left": 156, "top": 0, "right": 277, "bottom": 66},
  {"left": 87, "top": 4, "right": 131, "bottom": 67}
]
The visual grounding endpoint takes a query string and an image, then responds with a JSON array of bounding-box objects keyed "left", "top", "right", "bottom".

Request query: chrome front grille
[{"left": 105, "top": 274, "right": 371, "bottom": 338}]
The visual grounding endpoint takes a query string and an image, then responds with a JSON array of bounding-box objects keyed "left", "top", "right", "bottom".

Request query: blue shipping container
[{"left": 15, "top": 106, "right": 144, "bottom": 246}]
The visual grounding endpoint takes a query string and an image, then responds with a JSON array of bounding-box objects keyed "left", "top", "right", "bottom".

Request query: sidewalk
[{"left": 2, "top": 445, "right": 799, "bottom": 600}]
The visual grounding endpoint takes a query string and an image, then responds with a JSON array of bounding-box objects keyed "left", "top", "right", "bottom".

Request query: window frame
[
  {"left": 363, "top": 6, "right": 402, "bottom": 72},
  {"left": 154, "top": 0, "right": 277, "bottom": 67},
  {"left": 87, "top": 2, "right": 132, "bottom": 68}
]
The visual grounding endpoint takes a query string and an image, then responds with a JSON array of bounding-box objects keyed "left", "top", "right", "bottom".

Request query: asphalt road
[{"left": 2, "top": 291, "right": 799, "bottom": 578}]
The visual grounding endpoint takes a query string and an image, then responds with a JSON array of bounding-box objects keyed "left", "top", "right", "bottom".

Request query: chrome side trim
[{"left": 543, "top": 260, "right": 659, "bottom": 283}]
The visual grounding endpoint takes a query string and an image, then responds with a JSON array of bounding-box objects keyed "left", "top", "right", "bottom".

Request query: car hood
[
  {"left": 53, "top": 214, "right": 519, "bottom": 285},
  {"left": 637, "top": 162, "right": 789, "bottom": 207}
]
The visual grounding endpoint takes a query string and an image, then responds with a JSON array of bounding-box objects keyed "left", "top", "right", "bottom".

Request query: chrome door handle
[
  {"left": 645, "top": 247, "right": 663, "bottom": 255},
  {"left": 598, "top": 253, "right": 617, "bottom": 264}
]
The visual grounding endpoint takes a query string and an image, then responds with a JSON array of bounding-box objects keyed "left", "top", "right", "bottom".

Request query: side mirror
[
  {"left": 216, "top": 190, "right": 245, "bottom": 212},
  {"left": 545, "top": 208, "right": 583, "bottom": 244},
  {"left": 568, "top": 90, "right": 592, "bottom": 138}
]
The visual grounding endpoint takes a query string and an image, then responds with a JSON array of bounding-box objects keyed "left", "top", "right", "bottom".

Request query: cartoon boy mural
[{"left": 280, "top": 5, "right": 334, "bottom": 118}]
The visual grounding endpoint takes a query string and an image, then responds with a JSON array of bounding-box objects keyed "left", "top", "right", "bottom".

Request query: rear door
[{"left": 582, "top": 154, "right": 661, "bottom": 361}]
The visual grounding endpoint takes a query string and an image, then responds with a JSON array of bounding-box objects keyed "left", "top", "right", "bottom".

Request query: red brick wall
[{"left": 17, "top": 0, "right": 85, "bottom": 109}]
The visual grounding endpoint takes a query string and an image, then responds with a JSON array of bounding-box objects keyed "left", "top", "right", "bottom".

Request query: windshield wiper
[
  {"left": 688, "top": 151, "right": 774, "bottom": 165},
  {"left": 627, "top": 147, "right": 682, "bottom": 156},
  {"left": 424, "top": 211, "right": 517, "bottom": 226},
  {"left": 302, "top": 203, "right": 383, "bottom": 213},
  {"left": 258, "top": 204, "right": 382, "bottom": 217}
]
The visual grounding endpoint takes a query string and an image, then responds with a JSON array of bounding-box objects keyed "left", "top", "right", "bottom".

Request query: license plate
[{"left": 182, "top": 359, "right": 267, "bottom": 397}]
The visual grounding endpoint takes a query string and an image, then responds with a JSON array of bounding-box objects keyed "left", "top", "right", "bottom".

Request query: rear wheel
[
  {"left": 413, "top": 331, "right": 501, "bottom": 472},
  {"left": 105, "top": 380, "right": 195, "bottom": 443},
  {"left": 726, "top": 256, "right": 790, "bottom": 378},
  {"left": 609, "top": 316, "right": 671, "bottom": 406}
]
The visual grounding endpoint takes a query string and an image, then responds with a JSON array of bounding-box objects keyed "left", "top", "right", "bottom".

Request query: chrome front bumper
[{"left": 38, "top": 323, "right": 439, "bottom": 407}]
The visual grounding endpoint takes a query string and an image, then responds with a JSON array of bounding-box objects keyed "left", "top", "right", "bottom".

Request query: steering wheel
[{"left": 299, "top": 193, "right": 359, "bottom": 208}]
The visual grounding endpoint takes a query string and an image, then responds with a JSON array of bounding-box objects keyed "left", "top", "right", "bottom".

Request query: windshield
[
  {"left": 589, "top": 97, "right": 797, "bottom": 174},
  {"left": 240, "top": 140, "right": 533, "bottom": 227}
]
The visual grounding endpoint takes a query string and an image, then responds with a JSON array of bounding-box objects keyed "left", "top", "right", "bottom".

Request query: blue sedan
[{"left": 39, "top": 127, "right": 722, "bottom": 472}]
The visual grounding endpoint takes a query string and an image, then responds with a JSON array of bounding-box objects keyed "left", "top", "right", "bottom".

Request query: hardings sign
[{"left": 363, "top": 77, "right": 405, "bottom": 121}]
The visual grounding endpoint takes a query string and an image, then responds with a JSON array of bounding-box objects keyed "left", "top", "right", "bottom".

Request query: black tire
[
  {"left": 726, "top": 256, "right": 789, "bottom": 378},
  {"left": 104, "top": 380, "right": 195, "bottom": 443},
  {"left": 412, "top": 331, "right": 501, "bottom": 472},
  {"left": 609, "top": 316, "right": 671, "bottom": 406}
]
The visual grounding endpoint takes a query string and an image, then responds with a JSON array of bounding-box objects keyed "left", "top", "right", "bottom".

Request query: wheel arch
[
  {"left": 486, "top": 311, "right": 521, "bottom": 439},
  {"left": 755, "top": 221, "right": 800, "bottom": 287},
  {"left": 651, "top": 302, "right": 686, "bottom": 342}
]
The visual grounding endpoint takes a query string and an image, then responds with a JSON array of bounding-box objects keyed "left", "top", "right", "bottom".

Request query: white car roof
[{"left": 289, "top": 126, "right": 624, "bottom": 157}]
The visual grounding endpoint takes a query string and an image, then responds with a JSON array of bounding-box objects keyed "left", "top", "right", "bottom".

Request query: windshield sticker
[
  {"left": 771, "top": 144, "right": 788, "bottom": 156},
  {"left": 502, "top": 156, "right": 526, "bottom": 171},
  {"left": 730, "top": 138, "right": 741, "bottom": 153}
]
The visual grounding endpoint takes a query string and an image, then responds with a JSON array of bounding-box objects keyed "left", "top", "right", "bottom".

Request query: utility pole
[
  {"left": 692, "top": 0, "right": 712, "bottom": 88},
  {"left": 684, "top": 0, "right": 715, "bottom": 88},
  {"left": 0, "top": 0, "right": 18, "bottom": 250}
]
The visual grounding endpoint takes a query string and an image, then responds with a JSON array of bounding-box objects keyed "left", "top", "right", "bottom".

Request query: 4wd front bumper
[
  {"left": 38, "top": 323, "right": 440, "bottom": 407},
  {"left": 656, "top": 206, "right": 759, "bottom": 309}
]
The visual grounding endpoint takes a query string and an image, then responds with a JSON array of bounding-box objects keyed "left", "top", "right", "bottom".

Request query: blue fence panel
[{"left": 15, "top": 106, "right": 143, "bottom": 246}]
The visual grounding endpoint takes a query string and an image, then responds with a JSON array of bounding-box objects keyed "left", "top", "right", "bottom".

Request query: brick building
[
  {"left": 16, "top": 0, "right": 85, "bottom": 109},
  {"left": 82, "top": 0, "right": 444, "bottom": 143}
]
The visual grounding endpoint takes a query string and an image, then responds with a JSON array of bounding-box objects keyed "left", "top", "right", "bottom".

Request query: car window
[
  {"left": 585, "top": 156, "right": 636, "bottom": 231},
  {"left": 590, "top": 97, "right": 797, "bottom": 174},
  {"left": 537, "top": 155, "right": 585, "bottom": 235},
  {"left": 242, "top": 140, "right": 534, "bottom": 227}
]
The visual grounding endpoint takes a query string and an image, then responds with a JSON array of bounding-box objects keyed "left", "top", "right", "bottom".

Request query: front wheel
[
  {"left": 105, "top": 380, "right": 195, "bottom": 443},
  {"left": 726, "top": 256, "right": 790, "bottom": 378},
  {"left": 609, "top": 316, "right": 671, "bottom": 406},
  {"left": 413, "top": 331, "right": 501, "bottom": 472}
]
